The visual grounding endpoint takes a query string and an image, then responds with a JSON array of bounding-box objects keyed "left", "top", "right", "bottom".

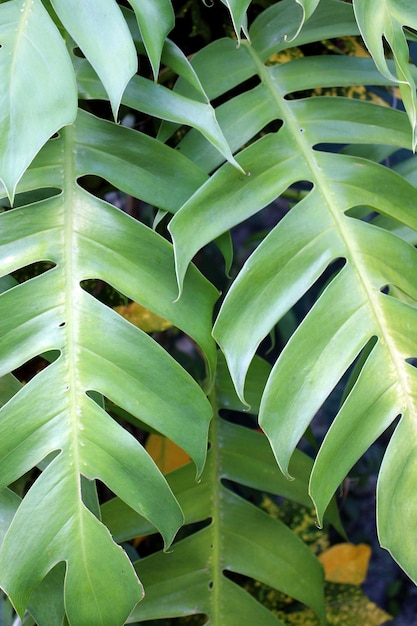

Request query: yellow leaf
[
  {"left": 114, "top": 301, "right": 172, "bottom": 332},
  {"left": 145, "top": 434, "right": 190, "bottom": 474},
  {"left": 318, "top": 543, "right": 371, "bottom": 585}
]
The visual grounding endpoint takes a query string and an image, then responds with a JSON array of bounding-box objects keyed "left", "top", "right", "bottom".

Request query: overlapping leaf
[
  {"left": 2, "top": 0, "right": 417, "bottom": 622},
  {"left": 129, "top": 0, "right": 174, "bottom": 79},
  {"left": 50, "top": 0, "right": 137, "bottom": 118},
  {"left": 353, "top": 0, "right": 417, "bottom": 148},
  {"left": 168, "top": 0, "right": 417, "bottom": 582},
  {"left": 0, "top": 0, "right": 191, "bottom": 203},
  {"left": 75, "top": 55, "right": 244, "bottom": 175},
  {"left": 221, "top": 0, "right": 251, "bottom": 43},
  {"left": 0, "top": 109, "right": 218, "bottom": 625},
  {"left": 120, "top": 7, "right": 210, "bottom": 103},
  {"left": 102, "top": 355, "right": 331, "bottom": 625},
  {"left": 288, "top": 0, "right": 321, "bottom": 41},
  {"left": 0, "top": 0, "right": 77, "bottom": 202},
  {"left": 221, "top": 0, "right": 321, "bottom": 48}
]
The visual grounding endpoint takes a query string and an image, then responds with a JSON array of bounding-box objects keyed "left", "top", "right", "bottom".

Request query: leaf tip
[
  {"left": 310, "top": 493, "right": 324, "bottom": 530},
  {"left": 168, "top": 226, "right": 188, "bottom": 301},
  {"left": 412, "top": 124, "right": 417, "bottom": 153},
  {"left": 266, "top": 436, "right": 295, "bottom": 480},
  {"left": 111, "top": 101, "right": 122, "bottom": 124},
  {"left": 0, "top": 176, "right": 16, "bottom": 207},
  {"left": 234, "top": 160, "right": 248, "bottom": 176},
  {"left": 232, "top": 377, "right": 249, "bottom": 408}
]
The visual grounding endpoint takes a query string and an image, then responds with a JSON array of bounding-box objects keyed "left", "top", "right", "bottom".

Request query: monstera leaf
[
  {"left": 1, "top": 0, "right": 417, "bottom": 624},
  {"left": 0, "top": 107, "right": 221, "bottom": 624},
  {"left": 102, "top": 354, "right": 338, "bottom": 625},
  {"left": 169, "top": 0, "right": 417, "bottom": 583}
]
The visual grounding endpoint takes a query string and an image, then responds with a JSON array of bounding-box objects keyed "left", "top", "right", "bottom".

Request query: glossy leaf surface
[
  {"left": 50, "top": 0, "right": 137, "bottom": 118},
  {"left": 169, "top": 0, "right": 417, "bottom": 583},
  {"left": 0, "top": 110, "right": 216, "bottom": 624},
  {"left": 104, "top": 356, "right": 328, "bottom": 625},
  {"left": 129, "top": 0, "right": 174, "bottom": 79},
  {"left": 1, "top": 0, "right": 417, "bottom": 622}
]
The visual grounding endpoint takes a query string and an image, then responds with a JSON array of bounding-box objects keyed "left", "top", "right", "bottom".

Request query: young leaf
[
  {"left": 120, "top": 7, "right": 210, "bottom": 102},
  {"left": 161, "top": 39, "right": 209, "bottom": 102}
]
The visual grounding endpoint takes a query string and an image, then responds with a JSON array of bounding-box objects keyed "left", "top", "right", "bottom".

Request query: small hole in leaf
[
  {"left": 380, "top": 285, "right": 389, "bottom": 294},
  {"left": 58, "top": 321, "right": 66, "bottom": 328},
  {"left": 208, "top": 581, "right": 214, "bottom": 590},
  {"left": 406, "top": 357, "right": 417, "bottom": 369}
]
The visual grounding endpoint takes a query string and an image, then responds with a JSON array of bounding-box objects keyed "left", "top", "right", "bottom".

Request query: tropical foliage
[{"left": 0, "top": 0, "right": 417, "bottom": 624}]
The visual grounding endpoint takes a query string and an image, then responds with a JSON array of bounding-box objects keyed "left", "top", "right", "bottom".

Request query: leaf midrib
[{"left": 62, "top": 123, "right": 96, "bottom": 605}]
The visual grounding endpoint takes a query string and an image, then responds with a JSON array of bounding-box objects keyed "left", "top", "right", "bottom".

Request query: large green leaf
[
  {"left": 0, "top": 110, "right": 217, "bottom": 624},
  {"left": 0, "top": 0, "right": 77, "bottom": 201},
  {"left": 2, "top": 0, "right": 417, "bottom": 621},
  {"left": 169, "top": 0, "right": 417, "bottom": 583},
  {"left": 102, "top": 355, "right": 328, "bottom": 625}
]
